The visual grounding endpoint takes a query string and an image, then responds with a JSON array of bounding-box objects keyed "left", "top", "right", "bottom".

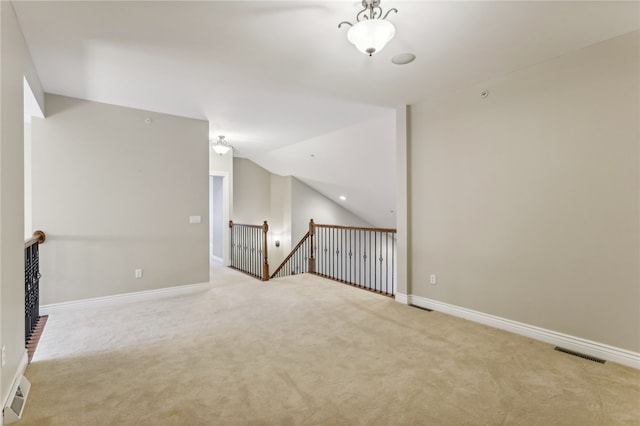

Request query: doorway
[
  {"left": 209, "top": 171, "right": 230, "bottom": 271},
  {"left": 209, "top": 175, "right": 224, "bottom": 264}
]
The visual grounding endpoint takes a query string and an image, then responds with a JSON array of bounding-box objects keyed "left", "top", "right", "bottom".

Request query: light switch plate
[{"left": 189, "top": 215, "right": 202, "bottom": 224}]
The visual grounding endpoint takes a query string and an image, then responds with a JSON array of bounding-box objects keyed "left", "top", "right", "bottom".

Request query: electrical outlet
[
  {"left": 430, "top": 274, "right": 437, "bottom": 285},
  {"left": 2, "top": 345, "right": 6, "bottom": 367},
  {"left": 135, "top": 269, "right": 143, "bottom": 279}
]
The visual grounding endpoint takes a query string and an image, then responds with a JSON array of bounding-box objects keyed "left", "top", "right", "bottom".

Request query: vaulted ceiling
[{"left": 13, "top": 1, "right": 639, "bottom": 227}]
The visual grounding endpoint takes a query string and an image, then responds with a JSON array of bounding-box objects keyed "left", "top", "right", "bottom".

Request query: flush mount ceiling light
[
  {"left": 338, "top": 0, "right": 398, "bottom": 56},
  {"left": 211, "top": 135, "right": 231, "bottom": 156}
]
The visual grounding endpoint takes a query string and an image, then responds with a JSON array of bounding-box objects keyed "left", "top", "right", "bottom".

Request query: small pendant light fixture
[
  {"left": 211, "top": 135, "right": 231, "bottom": 156},
  {"left": 338, "top": 0, "right": 398, "bottom": 56}
]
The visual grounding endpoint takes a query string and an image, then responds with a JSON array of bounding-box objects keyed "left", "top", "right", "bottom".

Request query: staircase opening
[{"left": 228, "top": 218, "right": 397, "bottom": 296}]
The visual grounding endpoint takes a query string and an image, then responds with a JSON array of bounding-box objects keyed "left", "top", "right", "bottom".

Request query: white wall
[
  {"left": 32, "top": 95, "right": 209, "bottom": 304},
  {"left": 24, "top": 78, "right": 44, "bottom": 241},
  {"left": 24, "top": 123, "right": 32, "bottom": 239},
  {"left": 232, "top": 158, "right": 271, "bottom": 225},
  {"left": 0, "top": 0, "right": 46, "bottom": 409},
  {"left": 408, "top": 32, "right": 639, "bottom": 352},
  {"left": 395, "top": 105, "right": 409, "bottom": 298},
  {"left": 291, "top": 177, "right": 371, "bottom": 242},
  {"left": 269, "top": 174, "right": 292, "bottom": 268},
  {"left": 231, "top": 158, "right": 275, "bottom": 272}
]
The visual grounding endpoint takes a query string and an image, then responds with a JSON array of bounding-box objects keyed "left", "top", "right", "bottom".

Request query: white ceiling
[{"left": 13, "top": 1, "right": 639, "bottom": 228}]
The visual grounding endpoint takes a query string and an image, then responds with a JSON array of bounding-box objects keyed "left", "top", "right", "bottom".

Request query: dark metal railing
[
  {"left": 25, "top": 230, "right": 46, "bottom": 343},
  {"left": 270, "top": 220, "right": 397, "bottom": 296},
  {"left": 312, "top": 221, "right": 397, "bottom": 296},
  {"left": 270, "top": 231, "right": 311, "bottom": 279},
  {"left": 229, "top": 220, "right": 269, "bottom": 281}
]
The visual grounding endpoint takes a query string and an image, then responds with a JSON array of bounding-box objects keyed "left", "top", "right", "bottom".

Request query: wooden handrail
[
  {"left": 313, "top": 223, "right": 397, "bottom": 233},
  {"left": 25, "top": 230, "right": 46, "bottom": 248},
  {"left": 270, "top": 231, "right": 310, "bottom": 279},
  {"left": 229, "top": 220, "right": 264, "bottom": 229}
]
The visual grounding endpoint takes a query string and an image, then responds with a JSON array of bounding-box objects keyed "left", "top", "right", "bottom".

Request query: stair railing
[
  {"left": 272, "top": 219, "right": 397, "bottom": 296},
  {"left": 24, "top": 230, "right": 46, "bottom": 344},
  {"left": 270, "top": 231, "right": 311, "bottom": 279},
  {"left": 229, "top": 220, "right": 269, "bottom": 281},
  {"left": 312, "top": 221, "right": 397, "bottom": 296}
]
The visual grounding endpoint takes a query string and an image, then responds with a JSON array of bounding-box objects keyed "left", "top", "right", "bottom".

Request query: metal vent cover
[
  {"left": 409, "top": 304, "right": 433, "bottom": 312},
  {"left": 554, "top": 347, "right": 606, "bottom": 364}
]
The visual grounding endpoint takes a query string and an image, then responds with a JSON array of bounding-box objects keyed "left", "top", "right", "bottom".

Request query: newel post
[
  {"left": 32, "top": 230, "right": 46, "bottom": 245},
  {"left": 262, "top": 220, "right": 269, "bottom": 281},
  {"left": 308, "top": 219, "right": 315, "bottom": 273}
]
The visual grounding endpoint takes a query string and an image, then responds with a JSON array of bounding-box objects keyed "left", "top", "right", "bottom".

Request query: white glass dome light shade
[
  {"left": 212, "top": 144, "right": 230, "bottom": 156},
  {"left": 347, "top": 19, "right": 395, "bottom": 56}
]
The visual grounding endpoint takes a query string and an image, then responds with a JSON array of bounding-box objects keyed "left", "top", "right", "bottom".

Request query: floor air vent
[
  {"left": 4, "top": 375, "right": 31, "bottom": 424},
  {"left": 554, "top": 347, "right": 606, "bottom": 364},
  {"left": 409, "top": 304, "right": 433, "bottom": 312}
]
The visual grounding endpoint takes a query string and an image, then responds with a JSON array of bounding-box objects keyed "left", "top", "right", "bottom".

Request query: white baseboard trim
[
  {"left": 41, "top": 282, "right": 211, "bottom": 315},
  {"left": 2, "top": 350, "right": 28, "bottom": 412},
  {"left": 408, "top": 294, "right": 640, "bottom": 370},
  {"left": 211, "top": 255, "right": 223, "bottom": 264},
  {"left": 395, "top": 293, "right": 408, "bottom": 304}
]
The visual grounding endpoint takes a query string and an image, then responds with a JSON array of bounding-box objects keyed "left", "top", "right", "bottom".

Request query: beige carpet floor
[{"left": 20, "top": 266, "right": 640, "bottom": 425}]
